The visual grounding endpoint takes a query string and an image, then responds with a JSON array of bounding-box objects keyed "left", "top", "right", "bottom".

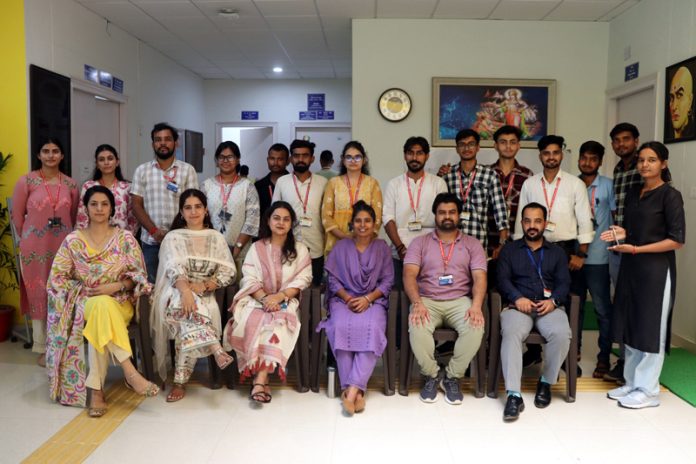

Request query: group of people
[{"left": 10, "top": 120, "right": 684, "bottom": 420}]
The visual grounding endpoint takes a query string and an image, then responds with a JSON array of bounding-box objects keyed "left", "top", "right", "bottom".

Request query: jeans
[
  {"left": 575, "top": 264, "right": 613, "bottom": 364},
  {"left": 141, "top": 242, "right": 161, "bottom": 283}
]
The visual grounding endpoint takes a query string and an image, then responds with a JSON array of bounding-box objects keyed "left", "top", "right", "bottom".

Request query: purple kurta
[{"left": 318, "top": 238, "right": 394, "bottom": 355}]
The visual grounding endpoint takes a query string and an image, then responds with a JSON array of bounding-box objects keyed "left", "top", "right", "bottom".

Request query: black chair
[
  {"left": 486, "top": 290, "right": 579, "bottom": 402},
  {"left": 398, "top": 291, "right": 488, "bottom": 398},
  {"left": 127, "top": 294, "right": 156, "bottom": 382}
]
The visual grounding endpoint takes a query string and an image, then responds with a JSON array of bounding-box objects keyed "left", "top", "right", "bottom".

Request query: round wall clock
[{"left": 378, "top": 88, "right": 412, "bottom": 122}]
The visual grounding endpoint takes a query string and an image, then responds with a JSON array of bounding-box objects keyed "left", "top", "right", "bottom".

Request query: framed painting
[
  {"left": 432, "top": 77, "right": 557, "bottom": 148},
  {"left": 664, "top": 57, "right": 696, "bottom": 144}
]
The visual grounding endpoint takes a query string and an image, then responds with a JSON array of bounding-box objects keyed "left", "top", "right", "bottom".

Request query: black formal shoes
[
  {"left": 503, "top": 395, "right": 525, "bottom": 422},
  {"left": 534, "top": 379, "right": 551, "bottom": 408}
]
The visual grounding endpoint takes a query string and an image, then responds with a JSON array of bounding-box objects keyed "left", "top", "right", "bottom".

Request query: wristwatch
[{"left": 552, "top": 298, "right": 561, "bottom": 307}]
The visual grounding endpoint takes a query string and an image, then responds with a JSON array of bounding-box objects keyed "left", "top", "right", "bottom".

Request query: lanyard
[
  {"left": 292, "top": 174, "right": 313, "bottom": 214},
  {"left": 541, "top": 177, "right": 561, "bottom": 216},
  {"left": 458, "top": 167, "right": 476, "bottom": 204},
  {"left": 39, "top": 170, "right": 62, "bottom": 213},
  {"left": 589, "top": 186, "right": 597, "bottom": 219},
  {"left": 525, "top": 247, "right": 546, "bottom": 287},
  {"left": 405, "top": 174, "right": 425, "bottom": 219},
  {"left": 268, "top": 184, "right": 274, "bottom": 200},
  {"left": 504, "top": 173, "right": 516, "bottom": 199},
  {"left": 438, "top": 233, "right": 458, "bottom": 273},
  {"left": 344, "top": 174, "right": 363, "bottom": 205},
  {"left": 156, "top": 162, "right": 178, "bottom": 183},
  {"left": 218, "top": 175, "right": 238, "bottom": 211}
]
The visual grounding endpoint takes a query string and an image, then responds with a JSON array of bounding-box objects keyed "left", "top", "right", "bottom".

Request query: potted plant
[{"left": 0, "top": 151, "right": 19, "bottom": 341}]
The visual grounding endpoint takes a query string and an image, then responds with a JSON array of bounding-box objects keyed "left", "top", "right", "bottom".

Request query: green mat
[{"left": 660, "top": 348, "right": 696, "bottom": 406}]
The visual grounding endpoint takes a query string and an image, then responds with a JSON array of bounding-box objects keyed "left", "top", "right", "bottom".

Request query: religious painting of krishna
[{"left": 432, "top": 77, "right": 557, "bottom": 148}]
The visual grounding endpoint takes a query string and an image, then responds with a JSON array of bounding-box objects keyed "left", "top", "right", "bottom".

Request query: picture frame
[
  {"left": 664, "top": 57, "right": 696, "bottom": 144},
  {"left": 432, "top": 77, "right": 557, "bottom": 148}
]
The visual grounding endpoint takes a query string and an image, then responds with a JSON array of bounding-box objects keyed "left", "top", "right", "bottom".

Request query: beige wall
[{"left": 609, "top": 0, "right": 696, "bottom": 350}]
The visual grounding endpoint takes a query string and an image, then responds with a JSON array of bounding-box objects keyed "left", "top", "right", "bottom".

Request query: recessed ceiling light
[
  {"left": 273, "top": 67, "right": 283, "bottom": 73},
  {"left": 218, "top": 8, "right": 239, "bottom": 19}
]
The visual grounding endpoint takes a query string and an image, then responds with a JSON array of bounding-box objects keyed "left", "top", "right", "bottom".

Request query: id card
[
  {"left": 545, "top": 221, "right": 556, "bottom": 232},
  {"left": 407, "top": 221, "right": 422, "bottom": 231},
  {"left": 167, "top": 181, "right": 179, "bottom": 193},
  {"left": 438, "top": 274, "right": 454, "bottom": 286},
  {"left": 299, "top": 216, "right": 312, "bottom": 227},
  {"left": 48, "top": 217, "right": 62, "bottom": 228},
  {"left": 543, "top": 288, "right": 552, "bottom": 298},
  {"left": 218, "top": 210, "right": 232, "bottom": 222},
  {"left": 460, "top": 211, "right": 471, "bottom": 222}
]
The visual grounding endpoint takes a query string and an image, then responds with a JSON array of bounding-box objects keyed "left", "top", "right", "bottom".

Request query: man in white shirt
[
  {"left": 383, "top": 136, "right": 448, "bottom": 288},
  {"left": 272, "top": 139, "right": 328, "bottom": 286},
  {"left": 513, "top": 134, "right": 593, "bottom": 368}
]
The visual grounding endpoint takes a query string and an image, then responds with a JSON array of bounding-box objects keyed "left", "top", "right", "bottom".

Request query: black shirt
[{"left": 254, "top": 170, "right": 289, "bottom": 216}]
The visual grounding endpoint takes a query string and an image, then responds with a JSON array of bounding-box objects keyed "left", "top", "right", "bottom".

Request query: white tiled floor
[{"left": 3, "top": 332, "right": 696, "bottom": 464}]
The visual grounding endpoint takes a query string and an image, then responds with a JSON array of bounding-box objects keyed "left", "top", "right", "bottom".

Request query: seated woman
[
  {"left": 224, "top": 201, "right": 312, "bottom": 404},
  {"left": 46, "top": 185, "right": 157, "bottom": 417},
  {"left": 318, "top": 201, "right": 394, "bottom": 415},
  {"left": 150, "top": 189, "right": 236, "bottom": 403}
]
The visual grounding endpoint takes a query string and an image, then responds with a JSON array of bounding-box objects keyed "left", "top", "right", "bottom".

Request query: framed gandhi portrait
[
  {"left": 432, "top": 77, "right": 556, "bottom": 148},
  {"left": 664, "top": 57, "right": 696, "bottom": 144}
]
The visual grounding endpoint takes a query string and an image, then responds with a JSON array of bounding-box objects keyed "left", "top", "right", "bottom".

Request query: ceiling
[{"left": 75, "top": 0, "right": 641, "bottom": 80}]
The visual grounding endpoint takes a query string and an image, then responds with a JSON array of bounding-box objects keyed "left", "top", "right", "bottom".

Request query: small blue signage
[
  {"left": 316, "top": 111, "right": 334, "bottom": 120},
  {"left": 625, "top": 62, "right": 639, "bottom": 82},
  {"left": 84, "top": 64, "right": 98, "bottom": 84},
  {"left": 307, "top": 94, "right": 325, "bottom": 111},
  {"left": 299, "top": 111, "right": 317, "bottom": 121},
  {"left": 112, "top": 77, "right": 124, "bottom": 94},
  {"left": 99, "top": 70, "right": 112, "bottom": 88},
  {"left": 242, "top": 111, "right": 259, "bottom": 120}
]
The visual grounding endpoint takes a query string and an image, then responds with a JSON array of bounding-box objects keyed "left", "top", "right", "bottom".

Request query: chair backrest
[{"left": 6, "top": 197, "right": 22, "bottom": 283}]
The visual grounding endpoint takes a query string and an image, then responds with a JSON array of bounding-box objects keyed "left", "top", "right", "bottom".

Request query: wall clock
[{"left": 378, "top": 88, "right": 412, "bottom": 122}]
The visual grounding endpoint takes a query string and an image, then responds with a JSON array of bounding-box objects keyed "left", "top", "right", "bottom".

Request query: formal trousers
[{"left": 335, "top": 349, "right": 379, "bottom": 391}]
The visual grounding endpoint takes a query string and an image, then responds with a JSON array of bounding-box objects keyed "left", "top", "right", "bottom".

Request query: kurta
[
  {"left": 321, "top": 174, "right": 383, "bottom": 255},
  {"left": 76, "top": 180, "right": 138, "bottom": 233},
  {"left": 318, "top": 238, "right": 394, "bottom": 356},
  {"left": 613, "top": 184, "right": 685, "bottom": 353},
  {"left": 11, "top": 171, "right": 79, "bottom": 319},
  {"left": 45, "top": 229, "right": 151, "bottom": 407},
  {"left": 224, "top": 240, "right": 312, "bottom": 380}
]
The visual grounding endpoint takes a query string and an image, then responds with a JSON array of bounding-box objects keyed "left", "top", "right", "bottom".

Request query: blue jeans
[
  {"left": 141, "top": 242, "right": 161, "bottom": 283},
  {"left": 575, "top": 264, "right": 613, "bottom": 364}
]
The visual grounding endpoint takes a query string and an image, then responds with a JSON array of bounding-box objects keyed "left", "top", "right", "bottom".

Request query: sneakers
[
  {"left": 440, "top": 376, "right": 463, "bottom": 405},
  {"left": 618, "top": 390, "right": 660, "bottom": 409},
  {"left": 603, "top": 360, "right": 625, "bottom": 385},
  {"left": 419, "top": 375, "right": 440, "bottom": 403},
  {"left": 607, "top": 385, "right": 634, "bottom": 400}
]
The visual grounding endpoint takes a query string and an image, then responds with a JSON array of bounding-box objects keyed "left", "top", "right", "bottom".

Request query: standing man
[
  {"left": 316, "top": 149, "right": 338, "bottom": 180},
  {"left": 132, "top": 122, "right": 199, "bottom": 282},
  {"left": 254, "top": 143, "right": 290, "bottom": 215},
  {"left": 442, "top": 129, "right": 509, "bottom": 252},
  {"left": 514, "top": 135, "right": 593, "bottom": 368},
  {"left": 383, "top": 136, "right": 447, "bottom": 287},
  {"left": 272, "top": 139, "right": 327, "bottom": 286},
  {"left": 403, "top": 193, "right": 486, "bottom": 405},
  {"left": 577, "top": 141, "right": 616, "bottom": 379},
  {"left": 497, "top": 202, "right": 571, "bottom": 421}
]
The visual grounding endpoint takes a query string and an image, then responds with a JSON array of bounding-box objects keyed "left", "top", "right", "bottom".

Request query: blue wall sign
[
  {"left": 84, "top": 64, "right": 98, "bottom": 84},
  {"left": 98, "top": 70, "right": 112, "bottom": 88},
  {"left": 300, "top": 111, "right": 317, "bottom": 120},
  {"left": 307, "top": 94, "right": 325, "bottom": 111},
  {"left": 112, "top": 77, "right": 124, "bottom": 94},
  {"left": 316, "top": 111, "right": 334, "bottom": 120},
  {"left": 625, "top": 62, "right": 639, "bottom": 82},
  {"left": 242, "top": 111, "right": 259, "bottom": 120}
]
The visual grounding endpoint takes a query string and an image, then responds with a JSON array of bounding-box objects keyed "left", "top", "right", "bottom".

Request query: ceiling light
[
  {"left": 273, "top": 67, "right": 283, "bottom": 73},
  {"left": 218, "top": 8, "right": 239, "bottom": 20}
]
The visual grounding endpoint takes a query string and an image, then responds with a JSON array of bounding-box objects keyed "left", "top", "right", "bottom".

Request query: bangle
[
  {"left": 632, "top": 245, "right": 637, "bottom": 255},
  {"left": 364, "top": 295, "right": 372, "bottom": 305},
  {"left": 148, "top": 226, "right": 158, "bottom": 235}
]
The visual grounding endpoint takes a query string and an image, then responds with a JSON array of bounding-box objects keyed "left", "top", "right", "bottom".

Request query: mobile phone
[{"left": 611, "top": 227, "right": 620, "bottom": 246}]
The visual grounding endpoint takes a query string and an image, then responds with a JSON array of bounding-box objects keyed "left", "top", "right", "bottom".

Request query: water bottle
[{"left": 327, "top": 366, "right": 336, "bottom": 398}]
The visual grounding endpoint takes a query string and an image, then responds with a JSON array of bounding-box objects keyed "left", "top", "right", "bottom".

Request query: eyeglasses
[
  {"left": 218, "top": 155, "right": 238, "bottom": 163},
  {"left": 344, "top": 155, "right": 363, "bottom": 163},
  {"left": 456, "top": 142, "right": 478, "bottom": 150}
]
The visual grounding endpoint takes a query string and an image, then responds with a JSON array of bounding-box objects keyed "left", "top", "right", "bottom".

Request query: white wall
[
  {"left": 608, "top": 0, "right": 696, "bottom": 350},
  {"left": 352, "top": 19, "right": 609, "bottom": 189},
  {"left": 202, "top": 79, "right": 351, "bottom": 180},
  {"left": 24, "top": 0, "right": 205, "bottom": 179}
]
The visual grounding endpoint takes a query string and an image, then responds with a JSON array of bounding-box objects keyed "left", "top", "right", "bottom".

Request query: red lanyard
[
  {"left": 405, "top": 174, "right": 425, "bottom": 218},
  {"left": 589, "top": 186, "right": 596, "bottom": 218},
  {"left": 504, "top": 173, "right": 516, "bottom": 199},
  {"left": 458, "top": 167, "right": 476, "bottom": 204},
  {"left": 218, "top": 175, "right": 238, "bottom": 210},
  {"left": 292, "top": 174, "right": 313, "bottom": 214},
  {"left": 541, "top": 177, "right": 561, "bottom": 216},
  {"left": 344, "top": 174, "right": 363, "bottom": 205},
  {"left": 39, "top": 170, "right": 62, "bottom": 213},
  {"left": 268, "top": 185, "right": 274, "bottom": 200},
  {"left": 438, "top": 233, "right": 458, "bottom": 273},
  {"left": 156, "top": 162, "right": 178, "bottom": 183}
]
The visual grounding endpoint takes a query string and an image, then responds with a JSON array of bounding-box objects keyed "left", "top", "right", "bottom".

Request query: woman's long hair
[
  {"left": 92, "top": 144, "right": 126, "bottom": 181},
  {"left": 169, "top": 189, "right": 214, "bottom": 231},
  {"left": 339, "top": 140, "right": 370, "bottom": 176},
  {"left": 638, "top": 141, "right": 672, "bottom": 183},
  {"left": 257, "top": 201, "right": 298, "bottom": 263},
  {"left": 32, "top": 136, "right": 68, "bottom": 172}
]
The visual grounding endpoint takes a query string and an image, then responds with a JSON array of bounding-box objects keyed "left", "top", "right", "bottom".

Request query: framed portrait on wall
[
  {"left": 664, "top": 57, "right": 696, "bottom": 144},
  {"left": 432, "top": 77, "right": 556, "bottom": 148}
]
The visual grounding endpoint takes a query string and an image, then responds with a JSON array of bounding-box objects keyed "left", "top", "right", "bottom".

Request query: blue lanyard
[{"left": 525, "top": 247, "right": 546, "bottom": 287}]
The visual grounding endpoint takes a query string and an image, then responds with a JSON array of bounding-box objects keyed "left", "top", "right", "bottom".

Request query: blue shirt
[
  {"left": 497, "top": 238, "right": 570, "bottom": 305},
  {"left": 583, "top": 175, "right": 616, "bottom": 265}
]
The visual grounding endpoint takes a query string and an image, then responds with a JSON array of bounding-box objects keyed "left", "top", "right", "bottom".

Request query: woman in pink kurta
[{"left": 11, "top": 138, "right": 79, "bottom": 364}]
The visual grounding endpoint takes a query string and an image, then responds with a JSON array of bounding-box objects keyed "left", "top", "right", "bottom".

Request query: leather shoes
[
  {"left": 503, "top": 395, "right": 525, "bottom": 422},
  {"left": 534, "top": 379, "right": 551, "bottom": 408}
]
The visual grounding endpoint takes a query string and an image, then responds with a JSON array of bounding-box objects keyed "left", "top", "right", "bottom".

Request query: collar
[
  {"left": 151, "top": 158, "right": 179, "bottom": 171},
  {"left": 513, "top": 237, "right": 550, "bottom": 250},
  {"left": 490, "top": 159, "right": 525, "bottom": 175},
  {"left": 457, "top": 161, "right": 478, "bottom": 176},
  {"left": 614, "top": 155, "right": 638, "bottom": 172},
  {"left": 430, "top": 230, "right": 461, "bottom": 243},
  {"left": 292, "top": 172, "right": 313, "bottom": 184},
  {"left": 541, "top": 169, "right": 564, "bottom": 184}
]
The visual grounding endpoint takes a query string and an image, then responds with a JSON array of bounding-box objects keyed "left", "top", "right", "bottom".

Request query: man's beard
[
  {"left": 155, "top": 147, "right": 175, "bottom": 160},
  {"left": 580, "top": 168, "right": 599, "bottom": 177},
  {"left": 407, "top": 161, "right": 424, "bottom": 173},
  {"left": 523, "top": 228, "right": 543, "bottom": 241},
  {"left": 437, "top": 219, "right": 457, "bottom": 231},
  {"left": 293, "top": 163, "right": 309, "bottom": 173}
]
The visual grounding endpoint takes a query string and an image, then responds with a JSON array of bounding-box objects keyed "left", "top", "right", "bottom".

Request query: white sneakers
[
  {"left": 607, "top": 385, "right": 634, "bottom": 400},
  {"left": 607, "top": 385, "right": 660, "bottom": 409}
]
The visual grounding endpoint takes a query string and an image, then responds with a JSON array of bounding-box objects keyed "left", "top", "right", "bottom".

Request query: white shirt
[
  {"left": 272, "top": 172, "right": 328, "bottom": 259},
  {"left": 382, "top": 172, "right": 448, "bottom": 257},
  {"left": 513, "top": 169, "right": 594, "bottom": 244}
]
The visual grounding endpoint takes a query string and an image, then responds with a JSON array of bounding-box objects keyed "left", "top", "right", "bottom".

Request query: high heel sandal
[
  {"left": 88, "top": 389, "right": 107, "bottom": 418},
  {"left": 125, "top": 372, "right": 160, "bottom": 398},
  {"left": 213, "top": 348, "right": 234, "bottom": 370}
]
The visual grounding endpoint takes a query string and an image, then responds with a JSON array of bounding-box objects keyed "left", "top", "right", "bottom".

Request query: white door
[
  {"left": 72, "top": 89, "right": 121, "bottom": 186},
  {"left": 294, "top": 126, "right": 351, "bottom": 172},
  {"left": 221, "top": 126, "right": 274, "bottom": 182}
]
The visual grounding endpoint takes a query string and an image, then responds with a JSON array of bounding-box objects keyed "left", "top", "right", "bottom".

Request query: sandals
[
  {"left": 125, "top": 372, "right": 161, "bottom": 398},
  {"left": 166, "top": 383, "right": 186, "bottom": 403},
  {"left": 88, "top": 389, "right": 107, "bottom": 418},
  {"left": 249, "top": 383, "right": 271, "bottom": 403},
  {"left": 213, "top": 348, "right": 234, "bottom": 370},
  {"left": 354, "top": 392, "right": 366, "bottom": 413},
  {"left": 341, "top": 390, "right": 355, "bottom": 416}
]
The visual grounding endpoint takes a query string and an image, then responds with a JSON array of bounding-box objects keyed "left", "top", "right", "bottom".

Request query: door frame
[
  {"left": 215, "top": 121, "right": 279, "bottom": 147},
  {"left": 290, "top": 122, "right": 352, "bottom": 138}
]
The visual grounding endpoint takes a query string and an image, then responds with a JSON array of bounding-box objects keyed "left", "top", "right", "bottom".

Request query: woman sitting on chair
[
  {"left": 46, "top": 185, "right": 157, "bottom": 417},
  {"left": 224, "top": 201, "right": 312, "bottom": 404},
  {"left": 151, "top": 189, "right": 236, "bottom": 402},
  {"left": 318, "top": 200, "right": 394, "bottom": 415}
]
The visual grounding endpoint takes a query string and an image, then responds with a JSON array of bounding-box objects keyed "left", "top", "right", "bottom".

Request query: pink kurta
[
  {"left": 75, "top": 180, "right": 138, "bottom": 233},
  {"left": 11, "top": 171, "right": 79, "bottom": 319}
]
